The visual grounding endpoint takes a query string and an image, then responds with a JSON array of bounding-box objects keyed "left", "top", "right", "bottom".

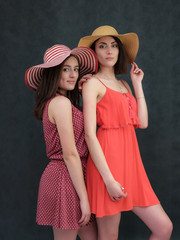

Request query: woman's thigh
[
  {"left": 78, "top": 221, "right": 98, "bottom": 240},
  {"left": 53, "top": 228, "right": 78, "bottom": 240},
  {"left": 96, "top": 213, "right": 121, "bottom": 240}
]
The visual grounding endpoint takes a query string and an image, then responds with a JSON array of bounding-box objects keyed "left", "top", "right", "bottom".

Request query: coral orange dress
[{"left": 86, "top": 78, "right": 160, "bottom": 218}]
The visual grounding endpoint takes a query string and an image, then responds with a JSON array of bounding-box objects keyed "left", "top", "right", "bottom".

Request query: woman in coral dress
[{"left": 78, "top": 25, "right": 173, "bottom": 240}]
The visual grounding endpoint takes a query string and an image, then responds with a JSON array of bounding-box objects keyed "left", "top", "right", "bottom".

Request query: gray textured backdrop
[{"left": 0, "top": 0, "right": 179, "bottom": 239}]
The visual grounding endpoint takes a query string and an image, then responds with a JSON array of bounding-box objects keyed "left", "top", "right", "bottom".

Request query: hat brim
[
  {"left": 78, "top": 33, "right": 139, "bottom": 64},
  {"left": 25, "top": 46, "right": 98, "bottom": 91}
]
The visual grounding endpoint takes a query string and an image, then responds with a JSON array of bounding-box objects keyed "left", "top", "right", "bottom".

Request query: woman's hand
[
  {"left": 130, "top": 62, "right": 144, "bottom": 86},
  {"left": 78, "top": 74, "right": 93, "bottom": 93},
  {"left": 106, "top": 180, "right": 127, "bottom": 201},
  {"left": 130, "top": 62, "right": 148, "bottom": 128},
  {"left": 78, "top": 198, "right": 91, "bottom": 227}
]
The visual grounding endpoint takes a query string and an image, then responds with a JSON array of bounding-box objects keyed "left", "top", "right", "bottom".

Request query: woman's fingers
[
  {"left": 111, "top": 188, "right": 127, "bottom": 201},
  {"left": 78, "top": 213, "right": 90, "bottom": 226},
  {"left": 78, "top": 74, "right": 93, "bottom": 92}
]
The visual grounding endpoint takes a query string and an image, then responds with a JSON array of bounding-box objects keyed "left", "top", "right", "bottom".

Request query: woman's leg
[
  {"left": 78, "top": 221, "right": 98, "bottom": 240},
  {"left": 96, "top": 212, "right": 121, "bottom": 240},
  {"left": 132, "top": 204, "right": 173, "bottom": 240},
  {"left": 53, "top": 228, "right": 78, "bottom": 240}
]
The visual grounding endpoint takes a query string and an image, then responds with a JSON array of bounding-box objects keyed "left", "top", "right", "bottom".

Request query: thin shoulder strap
[
  {"left": 95, "top": 77, "right": 107, "bottom": 88},
  {"left": 121, "top": 80, "right": 129, "bottom": 92}
]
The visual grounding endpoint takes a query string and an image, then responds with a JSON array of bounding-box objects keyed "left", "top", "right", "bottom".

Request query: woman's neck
[
  {"left": 57, "top": 88, "right": 67, "bottom": 96},
  {"left": 97, "top": 66, "right": 116, "bottom": 81}
]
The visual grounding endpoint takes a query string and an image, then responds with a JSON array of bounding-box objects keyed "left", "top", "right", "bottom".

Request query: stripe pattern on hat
[
  {"left": 44, "top": 45, "right": 70, "bottom": 63},
  {"left": 72, "top": 47, "right": 97, "bottom": 77},
  {"left": 25, "top": 45, "right": 98, "bottom": 91}
]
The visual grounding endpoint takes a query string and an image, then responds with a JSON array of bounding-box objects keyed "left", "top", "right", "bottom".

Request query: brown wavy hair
[
  {"left": 34, "top": 55, "right": 80, "bottom": 120},
  {"left": 90, "top": 36, "right": 128, "bottom": 75}
]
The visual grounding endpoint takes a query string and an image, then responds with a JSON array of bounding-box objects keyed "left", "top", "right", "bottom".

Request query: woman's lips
[
  {"left": 106, "top": 57, "right": 114, "bottom": 61},
  {"left": 67, "top": 81, "right": 76, "bottom": 84}
]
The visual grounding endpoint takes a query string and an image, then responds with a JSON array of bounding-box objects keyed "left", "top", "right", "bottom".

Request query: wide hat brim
[
  {"left": 78, "top": 25, "right": 139, "bottom": 64},
  {"left": 25, "top": 46, "right": 98, "bottom": 91}
]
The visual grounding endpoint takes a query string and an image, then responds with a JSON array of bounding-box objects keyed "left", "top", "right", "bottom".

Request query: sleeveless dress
[
  {"left": 36, "top": 96, "right": 94, "bottom": 229},
  {"left": 86, "top": 78, "right": 160, "bottom": 218}
]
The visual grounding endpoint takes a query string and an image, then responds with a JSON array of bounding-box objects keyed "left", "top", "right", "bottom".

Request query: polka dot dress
[{"left": 36, "top": 97, "right": 94, "bottom": 229}]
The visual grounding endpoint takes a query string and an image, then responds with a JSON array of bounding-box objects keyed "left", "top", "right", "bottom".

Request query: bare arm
[
  {"left": 82, "top": 78, "right": 127, "bottom": 201},
  {"left": 78, "top": 74, "right": 93, "bottom": 93},
  {"left": 130, "top": 62, "right": 148, "bottom": 129},
  {"left": 49, "top": 96, "right": 90, "bottom": 226}
]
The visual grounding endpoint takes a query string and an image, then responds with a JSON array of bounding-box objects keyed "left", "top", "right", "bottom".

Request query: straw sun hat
[
  {"left": 25, "top": 45, "right": 98, "bottom": 91},
  {"left": 78, "top": 25, "right": 139, "bottom": 64}
]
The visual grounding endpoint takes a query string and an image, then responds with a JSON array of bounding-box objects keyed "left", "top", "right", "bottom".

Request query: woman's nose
[
  {"left": 107, "top": 46, "right": 112, "bottom": 54},
  {"left": 70, "top": 70, "right": 76, "bottom": 77}
]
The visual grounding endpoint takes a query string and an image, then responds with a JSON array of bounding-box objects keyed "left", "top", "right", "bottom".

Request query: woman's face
[
  {"left": 95, "top": 36, "right": 119, "bottom": 68},
  {"left": 58, "top": 56, "right": 79, "bottom": 95}
]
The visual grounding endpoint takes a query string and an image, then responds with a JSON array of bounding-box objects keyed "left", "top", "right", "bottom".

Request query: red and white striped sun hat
[{"left": 25, "top": 44, "right": 98, "bottom": 91}]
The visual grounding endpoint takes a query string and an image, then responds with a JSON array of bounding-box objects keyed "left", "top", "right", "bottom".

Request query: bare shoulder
[
  {"left": 51, "top": 95, "right": 71, "bottom": 107},
  {"left": 83, "top": 76, "right": 100, "bottom": 87},
  {"left": 49, "top": 95, "right": 72, "bottom": 114},
  {"left": 82, "top": 76, "right": 104, "bottom": 92},
  {"left": 121, "top": 79, "right": 132, "bottom": 93},
  {"left": 82, "top": 76, "right": 106, "bottom": 103}
]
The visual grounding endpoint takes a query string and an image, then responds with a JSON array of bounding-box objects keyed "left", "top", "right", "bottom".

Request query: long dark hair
[
  {"left": 34, "top": 55, "right": 80, "bottom": 120},
  {"left": 90, "top": 36, "right": 128, "bottom": 75}
]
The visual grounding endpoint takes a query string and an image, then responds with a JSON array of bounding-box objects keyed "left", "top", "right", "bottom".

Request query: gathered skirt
[
  {"left": 36, "top": 158, "right": 95, "bottom": 229},
  {"left": 86, "top": 125, "right": 160, "bottom": 218}
]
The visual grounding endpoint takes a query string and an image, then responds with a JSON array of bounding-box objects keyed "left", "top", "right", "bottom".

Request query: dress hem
[
  {"left": 93, "top": 201, "right": 160, "bottom": 218},
  {"left": 36, "top": 220, "right": 95, "bottom": 230}
]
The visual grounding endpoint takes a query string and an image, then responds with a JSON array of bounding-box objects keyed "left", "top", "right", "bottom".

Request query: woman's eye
[
  {"left": 74, "top": 68, "right": 79, "bottom": 72},
  {"left": 63, "top": 68, "right": 69, "bottom": 72},
  {"left": 99, "top": 45, "right": 106, "bottom": 49},
  {"left": 112, "top": 44, "right": 118, "bottom": 48}
]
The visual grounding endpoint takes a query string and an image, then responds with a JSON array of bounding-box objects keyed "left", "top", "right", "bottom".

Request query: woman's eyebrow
[
  {"left": 97, "top": 42, "right": 107, "bottom": 45},
  {"left": 111, "top": 41, "right": 117, "bottom": 44},
  {"left": 98, "top": 41, "right": 117, "bottom": 45},
  {"left": 63, "top": 64, "right": 79, "bottom": 67}
]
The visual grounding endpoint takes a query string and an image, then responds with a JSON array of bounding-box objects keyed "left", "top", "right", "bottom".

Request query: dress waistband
[
  {"left": 50, "top": 157, "right": 87, "bottom": 162},
  {"left": 100, "top": 123, "right": 134, "bottom": 129}
]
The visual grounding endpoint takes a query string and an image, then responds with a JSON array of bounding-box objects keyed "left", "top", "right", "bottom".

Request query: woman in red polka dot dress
[{"left": 25, "top": 45, "right": 98, "bottom": 240}]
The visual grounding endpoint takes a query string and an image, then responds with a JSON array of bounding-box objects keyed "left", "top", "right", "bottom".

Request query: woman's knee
[
  {"left": 159, "top": 218, "right": 173, "bottom": 238},
  {"left": 152, "top": 216, "right": 173, "bottom": 240}
]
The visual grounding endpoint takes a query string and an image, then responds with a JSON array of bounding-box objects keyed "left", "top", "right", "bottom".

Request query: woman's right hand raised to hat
[
  {"left": 106, "top": 179, "right": 127, "bottom": 201},
  {"left": 78, "top": 74, "right": 93, "bottom": 93}
]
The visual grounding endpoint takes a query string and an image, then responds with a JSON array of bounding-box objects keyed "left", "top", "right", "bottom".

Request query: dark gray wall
[{"left": 0, "top": 0, "right": 179, "bottom": 239}]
